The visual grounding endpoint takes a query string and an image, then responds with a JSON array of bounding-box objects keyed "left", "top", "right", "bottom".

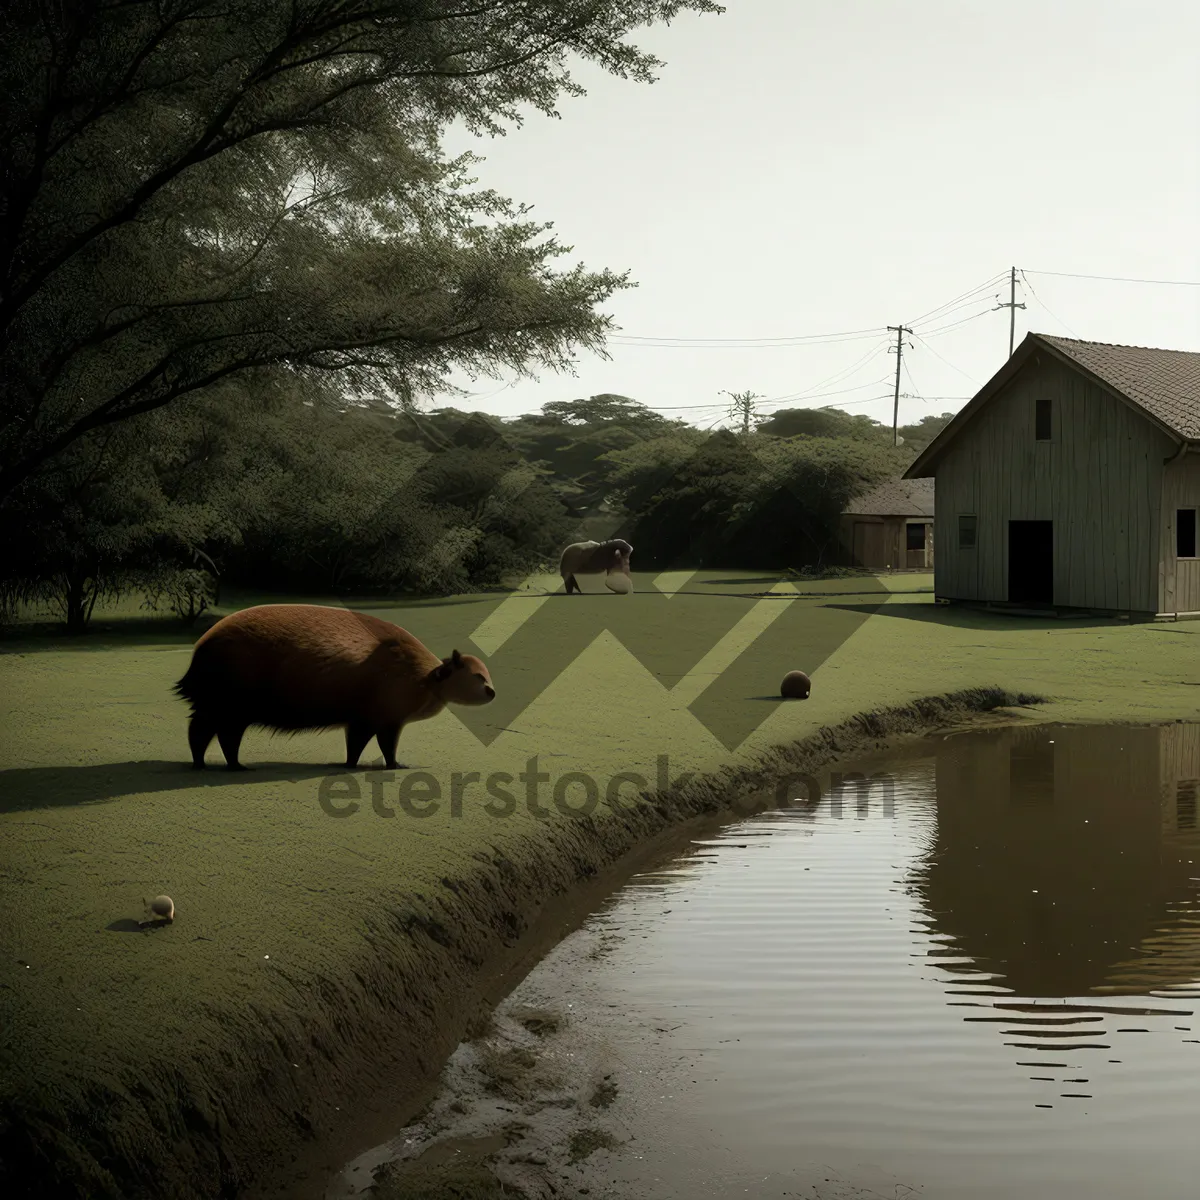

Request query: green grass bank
[{"left": 2, "top": 569, "right": 1198, "bottom": 1199}]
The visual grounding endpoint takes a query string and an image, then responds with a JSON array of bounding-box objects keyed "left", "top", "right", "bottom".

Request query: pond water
[{"left": 329, "top": 721, "right": 1200, "bottom": 1200}]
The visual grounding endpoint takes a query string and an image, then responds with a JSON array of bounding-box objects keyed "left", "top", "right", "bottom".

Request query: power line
[
  {"left": 819, "top": 393, "right": 895, "bottom": 408},
  {"left": 910, "top": 293, "right": 1002, "bottom": 335},
  {"left": 907, "top": 273, "right": 1009, "bottom": 328},
  {"left": 1019, "top": 270, "right": 1082, "bottom": 338},
  {"left": 753, "top": 377, "right": 895, "bottom": 410},
  {"left": 753, "top": 340, "right": 893, "bottom": 406},
  {"left": 1022, "top": 268, "right": 1200, "bottom": 287},
  {"left": 915, "top": 305, "right": 997, "bottom": 339},
  {"left": 906, "top": 270, "right": 1010, "bottom": 328},
  {"left": 607, "top": 271, "right": 1013, "bottom": 347},
  {"left": 594, "top": 264, "right": 1195, "bottom": 350},
  {"left": 607, "top": 325, "right": 883, "bottom": 348},
  {"left": 898, "top": 360, "right": 922, "bottom": 429},
  {"left": 910, "top": 329, "right": 980, "bottom": 387}
]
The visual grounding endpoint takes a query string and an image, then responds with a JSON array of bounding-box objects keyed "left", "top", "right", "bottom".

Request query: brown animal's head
[{"left": 430, "top": 649, "right": 495, "bottom": 705}]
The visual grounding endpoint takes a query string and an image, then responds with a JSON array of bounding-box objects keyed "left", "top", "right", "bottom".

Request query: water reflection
[
  {"left": 909, "top": 722, "right": 1200, "bottom": 1098},
  {"left": 332, "top": 723, "right": 1200, "bottom": 1200}
]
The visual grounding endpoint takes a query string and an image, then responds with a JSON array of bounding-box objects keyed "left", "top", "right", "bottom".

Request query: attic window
[{"left": 1035, "top": 397, "right": 1052, "bottom": 441}]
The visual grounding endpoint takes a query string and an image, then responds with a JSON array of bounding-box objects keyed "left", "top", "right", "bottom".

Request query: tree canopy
[
  {"left": 0, "top": 0, "right": 959, "bottom": 633},
  {"left": 0, "top": 0, "right": 724, "bottom": 505}
]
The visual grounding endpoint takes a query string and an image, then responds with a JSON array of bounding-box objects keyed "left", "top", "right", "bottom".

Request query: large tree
[{"left": 0, "top": 0, "right": 724, "bottom": 506}]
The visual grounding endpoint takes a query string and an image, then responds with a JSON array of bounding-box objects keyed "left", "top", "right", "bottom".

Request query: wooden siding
[
  {"left": 932, "top": 355, "right": 1172, "bottom": 612},
  {"left": 1159, "top": 453, "right": 1200, "bottom": 613},
  {"left": 1159, "top": 720, "right": 1200, "bottom": 835}
]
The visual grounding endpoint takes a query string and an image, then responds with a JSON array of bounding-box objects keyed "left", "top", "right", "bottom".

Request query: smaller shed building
[{"left": 839, "top": 477, "right": 935, "bottom": 571}]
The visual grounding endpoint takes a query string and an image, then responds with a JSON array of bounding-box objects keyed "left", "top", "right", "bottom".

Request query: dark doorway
[
  {"left": 1009, "top": 738, "right": 1055, "bottom": 806},
  {"left": 1008, "top": 520, "right": 1053, "bottom": 605}
]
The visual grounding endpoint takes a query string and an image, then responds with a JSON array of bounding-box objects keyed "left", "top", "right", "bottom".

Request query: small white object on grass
[{"left": 140, "top": 895, "right": 175, "bottom": 925}]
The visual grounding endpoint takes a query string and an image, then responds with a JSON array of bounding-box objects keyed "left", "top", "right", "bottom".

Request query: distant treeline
[
  {"left": 0, "top": 379, "right": 950, "bottom": 632},
  {"left": 0, "top": 0, "right": 950, "bottom": 633}
]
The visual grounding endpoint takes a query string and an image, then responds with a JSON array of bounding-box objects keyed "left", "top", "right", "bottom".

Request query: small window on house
[
  {"left": 958, "top": 515, "right": 977, "bottom": 550},
  {"left": 1177, "top": 509, "right": 1197, "bottom": 558},
  {"left": 906, "top": 523, "right": 925, "bottom": 551},
  {"left": 1035, "top": 397, "right": 1052, "bottom": 441}
]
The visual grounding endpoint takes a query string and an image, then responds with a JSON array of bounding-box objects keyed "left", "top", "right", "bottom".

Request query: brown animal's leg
[
  {"left": 375, "top": 724, "right": 406, "bottom": 771},
  {"left": 564, "top": 573, "right": 578, "bottom": 594},
  {"left": 216, "top": 723, "right": 249, "bottom": 771},
  {"left": 344, "top": 721, "right": 374, "bottom": 769},
  {"left": 187, "top": 713, "right": 217, "bottom": 769}
]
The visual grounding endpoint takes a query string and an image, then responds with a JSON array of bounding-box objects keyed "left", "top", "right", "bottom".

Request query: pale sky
[{"left": 435, "top": 0, "right": 1200, "bottom": 433}]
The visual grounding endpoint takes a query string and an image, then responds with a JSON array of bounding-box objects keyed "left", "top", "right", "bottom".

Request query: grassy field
[{"left": 2, "top": 568, "right": 1199, "bottom": 1199}]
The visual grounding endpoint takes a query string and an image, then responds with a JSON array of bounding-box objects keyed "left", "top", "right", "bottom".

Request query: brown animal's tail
[{"left": 173, "top": 665, "right": 201, "bottom": 709}]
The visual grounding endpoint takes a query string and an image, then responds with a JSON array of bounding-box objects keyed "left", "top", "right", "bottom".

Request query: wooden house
[
  {"left": 903, "top": 333, "right": 1200, "bottom": 618},
  {"left": 839, "top": 477, "right": 934, "bottom": 570}
]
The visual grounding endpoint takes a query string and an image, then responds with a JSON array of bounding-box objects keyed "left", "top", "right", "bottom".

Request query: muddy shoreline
[{"left": 0, "top": 687, "right": 1043, "bottom": 1200}]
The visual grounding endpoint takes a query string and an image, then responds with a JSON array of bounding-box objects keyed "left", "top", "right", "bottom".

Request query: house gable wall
[{"left": 933, "top": 354, "right": 1172, "bottom": 612}]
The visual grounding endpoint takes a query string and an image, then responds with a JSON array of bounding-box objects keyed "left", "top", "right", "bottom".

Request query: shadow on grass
[
  {"left": 0, "top": 760, "right": 362, "bottom": 813},
  {"left": 344, "top": 594, "right": 502, "bottom": 610},
  {"left": 692, "top": 574, "right": 798, "bottom": 585},
  {"left": 104, "top": 918, "right": 177, "bottom": 935},
  {"left": 0, "top": 616, "right": 205, "bottom": 653},
  {"left": 105, "top": 918, "right": 147, "bottom": 934},
  {"left": 821, "top": 601, "right": 1125, "bottom": 632},
  {"left": 693, "top": 574, "right": 889, "bottom": 587},
  {"left": 0, "top": 583, "right": 930, "bottom": 656}
]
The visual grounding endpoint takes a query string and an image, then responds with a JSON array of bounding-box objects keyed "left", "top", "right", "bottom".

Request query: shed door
[
  {"left": 905, "top": 521, "right": 927, "bottom": 569},
  {"left": 853, "top": 521, "right": 884, "bottom": 568}
]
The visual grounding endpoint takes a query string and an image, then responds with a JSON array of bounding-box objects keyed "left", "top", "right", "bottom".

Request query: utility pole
[
  {"left": 992, "top": 265, "right": 1027, "bottom": 357},
  {"left": 887, "top": 325, "right": 912, "bottom": 447},
  {"left": 720, "top": 389, "right": 762, "bottom": 435}
]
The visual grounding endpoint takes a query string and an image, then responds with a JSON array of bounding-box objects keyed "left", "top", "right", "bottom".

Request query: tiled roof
[
  {"left": 1037, "top": 335, "right": 1200, "bottom": 439},
  {"left": 844, "top": 476, "right": 935, "bottom": 516}
]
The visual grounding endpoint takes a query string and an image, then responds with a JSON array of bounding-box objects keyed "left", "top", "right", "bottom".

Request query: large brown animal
[
  {"left": 174, "top": 604, "right": 494, "bottom": 771},
  {"left": 559, "top": 538, "right": 633, "bottom": 595}
]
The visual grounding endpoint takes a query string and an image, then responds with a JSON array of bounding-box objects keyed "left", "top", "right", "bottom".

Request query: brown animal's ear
[
  {"left": 451, "top": 649, "right": 463, "bottom": 666},
  {"left": 431, "top": 660, "right": 453, "bottom": 682}
]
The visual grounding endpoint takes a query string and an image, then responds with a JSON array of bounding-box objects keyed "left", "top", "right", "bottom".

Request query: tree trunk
[{"left": 61, "top": 570, "right": 97, "bottom": 635}]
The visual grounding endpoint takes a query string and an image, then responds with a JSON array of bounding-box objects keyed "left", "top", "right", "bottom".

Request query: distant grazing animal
[
  {"left": 780, "top": 670, "right": 811, "bottom": 700},
  {"left": 174, "top": 604, "right": 495, "bottom": 771},
  {"left": 559, "top": 539, "right": 633, "bottom": 595}
]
